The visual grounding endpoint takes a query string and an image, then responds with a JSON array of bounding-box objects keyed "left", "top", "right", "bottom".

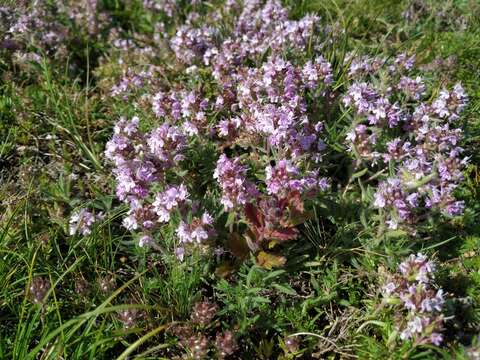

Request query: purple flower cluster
[
  {"left": 176, "top": 212, "right": 215, "bottom": 244},
  {"left": 232, "top": 56, "right": 330, "bottom": 161},
  {"left": 152, "top": 89, "right": 210, "bottom": 136},
  {"left": 346, "top": 52, "right": 415, "bottom": 79},
  {"left": 143, "top": 0, "right": 180, "bottom": 16},
  {"left": 171, "top": 23, "right": 217, "bottom": 65},
  {"left": 108, "top": 1, "right": 335, "bottom": 245},
  {"left": 345, "top": 124, "right": 378, "bottom": 159},
  {"left": 162, "top": 1, "right": 333, "bottom": 163},
  {"left": 105, "top": 116, "right": 184, "bottom": 203},
  {"left": 432, "top": 83, "right": 468, "bottom": 121},
  {"left": 102, "top": 0, "right": 342, "bottom": 258},
  {"left": 265, "top": 160, "right": 328, "bottom": 198},
  {"left": 382, "top": 253, "right": 446, "bottom": 346},
  {"left": 213, "top": 155, "right": 258, "bottom": 210},
  {"left": 101, "top": 0, "right": 470, "bottom": 264},
  {"left": 105, "top": 117, "right": 183, "bottom": 240},
  {"left": 373, "top": 179, "right": 418, "bottom": 229},
  {"left": 105, "top": 116, "right": 216, "bottom": 251},
  {"left": 152, "top": 184, "right": 189, "bottom": 222},
  {"left": 28, "top": 277, "right": 51, "bottom": 305},
  {"left": 62, "top": 0, "right": 110, "bottom": 36},
  {"left": 150, "top": 53, "right": 332, "bottom": 154},
  {"left": 343, "top": 82, "right": 402, "bottom": 128},
  {"left": 171, "top": 0, "right": 321, "bottom": 73},
  {"left": 215, "top": 330, "right": 238, "bottom": 359},
  {"left": 111, "top": 68, "right": 153, "bottom": 100},
  {"left": 398, "top": 76, "right": 426, "bottom": 100},
  {"left": 1, "top": 1, "right": 113, "bottom": 62},
  {"left": 346, "top": 54, "right": 384, "bottom": 79},
  {"left": 393, "top": 53, "right": 416, "bottom": 72},
  {"left": 216, "top": 117, "right": 242, "bottom": 139},
  {"left": 146, "top": 123, "right": 187, "bottom": 164},
  {"left": 342, "top": 55, "right": 469, "bottom": 229},
  {"left": 4, "top": 4, "right": 67, "bottom": 55},
  {"left": 69, "top": 208, "right": 104, "bottom": 236},
  {"left": 169, "top": 300, "right": 238, "bottom": 359},
  {"left": 398, "top": 253, "right": 436, "bottom": 283}
]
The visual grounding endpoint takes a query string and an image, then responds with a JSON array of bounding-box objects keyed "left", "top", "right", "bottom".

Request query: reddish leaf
[
  {"left": 268, "top": 227, "right": 299, "bottom": 242},
  {"left": 288, "top": 191, "right": 304, "bottom": 213},
  {"left": 228, "top": 232, "right": 251, "bottom": 259},
  {"left": 244, "top": 203, "right": 264, "bottom": 228}
]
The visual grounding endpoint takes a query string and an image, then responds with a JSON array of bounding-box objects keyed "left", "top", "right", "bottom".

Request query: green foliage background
[{"left": 0, "top": 0, "right": 479, "bottom": 359}]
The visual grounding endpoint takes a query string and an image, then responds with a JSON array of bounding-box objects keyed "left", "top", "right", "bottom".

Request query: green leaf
[
  {"left": 385, "top": 229, "right": 408, "bottom": 239},
  {"left": 263, "top": 270, "right": 286, "bottom": 282},
  {"left": 351, "top": 167, "right": 368, "bottom": 180},
  {"left": 252, "top": 296, "right": 271, "bottom": 304},
  {"left": 272, "top": 283, "right": 297, "bottom": 296},
  {"left": 225, "top": 211, "right": 236, "bottom": 228}
]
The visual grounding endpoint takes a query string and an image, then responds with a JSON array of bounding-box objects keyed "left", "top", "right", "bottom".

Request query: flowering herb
[
  {"left": 382, "top": 253, "right": 446, "bottom": 346},
  {"left": 69, "top": 208, "right": 104, "bottom": 236},
  {"left": 342, "top": 54, "right": 468, "bottom": 231}
]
